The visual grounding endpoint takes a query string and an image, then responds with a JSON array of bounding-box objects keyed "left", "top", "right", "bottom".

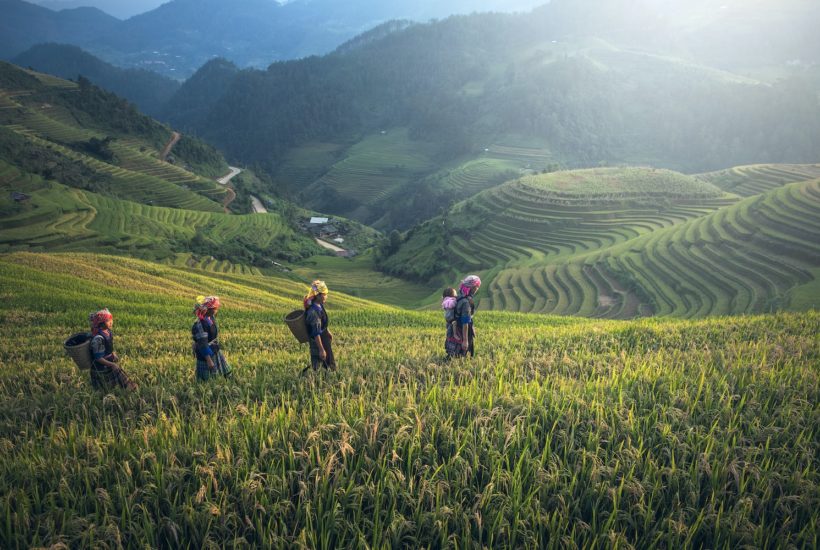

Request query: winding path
[
  {"left": 218, "top": 166, "right": 242, "bottom": 185},
  {"left": 161, "top": 131, "right": 181, "bottom": 161},
  {"left": 215, "top": 166, "right": 265, "bottom": 213}
]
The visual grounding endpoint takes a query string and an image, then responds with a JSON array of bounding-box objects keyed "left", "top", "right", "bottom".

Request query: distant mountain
[
  {"left": 166, "top": 2, "right": 820, "bottom": 229},
  {"left": 0, "top": 0, "right": 119, "bottom": 59},
  {"left": 1, "top": 0, "right": 547, "bottom": 78},
  {"left": 13, "top": 44, "right": 179, "bottom": 116},
  {"left": 29, "top": 0, "right": 161, "bottom": 19}
]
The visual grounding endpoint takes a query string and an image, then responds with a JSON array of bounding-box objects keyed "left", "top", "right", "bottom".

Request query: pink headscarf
[{"left": 459, "top": 275, "right": 482, "bottom": 296}]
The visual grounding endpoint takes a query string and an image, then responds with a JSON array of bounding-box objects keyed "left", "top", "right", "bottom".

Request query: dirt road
[{"left": 315, "top": 238, "right": 345, "bottom": 253}]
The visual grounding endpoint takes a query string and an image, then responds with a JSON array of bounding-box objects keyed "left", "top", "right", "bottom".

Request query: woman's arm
[
  {"left": 315, "top": 335, "right": 327, "bottom": 360},
  {"left": 96, "top": 356, "right": 120, "bottom": 369}
]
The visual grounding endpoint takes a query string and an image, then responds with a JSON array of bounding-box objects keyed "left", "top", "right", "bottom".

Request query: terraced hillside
[
  {"left": 697, "top": 163, "right": 820, "bottom": 197},
  {"left": 381, "top": 168, "right": 735, "bottom": 281},
  {"left": 484, "top": 178, "right": 820, "bottom": 317},
  {"left": 0, "top": 164, "right": 318, "bottom": 264},
  {"left": 299, "top": 130, "right": 438, "bottom": 225},
  {"left": 0, "top": 62, "right": 230, "bottom": 211},
  {"left": 277, "top": 131, "right": 559, "bottom": 229},
  {"left": 1, "top": 252, "right": 818, "bottom": 547}
]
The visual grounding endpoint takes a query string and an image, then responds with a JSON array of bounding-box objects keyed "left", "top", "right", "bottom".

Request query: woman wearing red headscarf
[
  {"left": 88, "top": 308, "right": 137, "bottom": 391},
  {"left": 192, "top": 295, "right": 231, "bottom": 381}
]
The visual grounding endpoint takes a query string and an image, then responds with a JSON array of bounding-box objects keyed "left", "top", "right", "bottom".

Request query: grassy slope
[{"left": 0, "top": 251, "right": 817, "bottom": 547}]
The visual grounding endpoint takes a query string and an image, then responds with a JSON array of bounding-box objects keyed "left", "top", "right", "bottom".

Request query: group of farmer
[{"left": 82, "top": 274, "right": 482, "bottom": 392}]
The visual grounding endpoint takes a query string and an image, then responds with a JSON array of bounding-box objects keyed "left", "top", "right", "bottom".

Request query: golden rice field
[{"left": 0, "top": 252, "right": 817, "bottom": 548}]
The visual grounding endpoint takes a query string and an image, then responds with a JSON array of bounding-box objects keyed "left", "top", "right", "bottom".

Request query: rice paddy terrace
[
  {"left": 482, "top": 170, "right": 820, "bottom": 318},
  {"left": 0, "top": 252, "right": 817, "bottom": 547},
  {"left": 453, "top": 168, "right": 734, "bottom": 268},
  {"left": 382, "top": 165, "right": 820, "bottom": 318},
  {"left": 383, "top": 168, "right": 733, "bottom": 277},
  {"left": 697, "top": 163, "right": 820, "bottom": 197}
]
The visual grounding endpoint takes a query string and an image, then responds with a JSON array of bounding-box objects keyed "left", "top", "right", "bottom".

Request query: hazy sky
[{"left": 28, "top": 0, "right": 542, "bottom": 20}]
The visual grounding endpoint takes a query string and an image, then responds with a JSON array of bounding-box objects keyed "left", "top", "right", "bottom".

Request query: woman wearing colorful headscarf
[
  {"left": 446, "top": 275, "right": 482, "bottom": 358},
  {"left": 192, "top": 295, "right": 231, "bottom": 381},
  {"left": 88, "top": 308, "right": 137, "bottom": 391},
  {"left": 302, "top": 280, "right": 336, "bottom": 374}
]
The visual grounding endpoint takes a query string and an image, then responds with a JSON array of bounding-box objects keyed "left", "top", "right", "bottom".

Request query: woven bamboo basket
[
  {"left": 64, "top": 332, "right": 93, "bottom": 370},
  {"left": 283, "top": 309, "right": 309, "bottom": 343}
]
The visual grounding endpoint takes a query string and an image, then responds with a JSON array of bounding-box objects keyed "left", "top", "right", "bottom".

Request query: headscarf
[
  {"left": 459, "top": 275, "right": 482, "bottom": 297},
  {"left": 89, "top": 308, "right": 113, "bottom": 336},
  {"left": 194, "top": 295, "right": 221, "bottom": 321},
  {"left": 303, "top": 280, "right": 328, "bottom": 309}
]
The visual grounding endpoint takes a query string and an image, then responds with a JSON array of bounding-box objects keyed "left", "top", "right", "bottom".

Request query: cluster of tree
[
  {"left": 188, "top": 224, "right": 317, "bottom": 266},
  {"left": 0, "top": 127, "right": 114, "bottom": 194},
  {"left": 171, "top": 136, "right": 227, "bottom": 178},
  {"left": 69, "top": 136, "right": 117, "bottom": 163}
]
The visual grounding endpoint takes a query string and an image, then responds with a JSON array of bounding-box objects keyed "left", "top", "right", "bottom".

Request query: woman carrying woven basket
[
  {"left": 89, "top": 309, "right": 137, "bottom": 391},
  {"left": 301, "top": 280, "right": 336, "bottom": 375}
]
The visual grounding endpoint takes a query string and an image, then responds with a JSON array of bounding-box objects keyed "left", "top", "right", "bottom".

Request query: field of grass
[
  {"left": 483, "top": 178, "right": 820, "bottom": 318},
  {"left": 0, "top": 252, "right": 817, "bottom": 547}
]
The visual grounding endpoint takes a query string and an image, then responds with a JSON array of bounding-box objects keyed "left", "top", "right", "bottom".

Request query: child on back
[
  {"left": 442, "top": 287, "right": 457, "bottom": 324},
  {"left": 442, "top": 287, "right": 459, "bottom": 357}
]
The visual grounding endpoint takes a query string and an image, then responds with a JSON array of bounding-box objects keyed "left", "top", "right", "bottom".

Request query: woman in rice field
[
  {"left": 192, "top": 295, "right": 232, "bottom": 380},
  {"left": 302, "top": 280, "right": 336, "bottom": 375},
  {"left": 89, "top": 308, "right": 138, "bottom": 391},
  {"left": 445, "top": 275, "right": 481, "bottom": 359}
]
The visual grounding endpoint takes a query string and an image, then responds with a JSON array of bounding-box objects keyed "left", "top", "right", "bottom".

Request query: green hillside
[
  {"left": 0, "top": 251, "right": 817, "bottom": 547},
  {"left": 0, "top": 62, "right": 229, "bottom": 210},
  {"left": 381, "top": 168, "right": 736, "bottom": 281},
  {"left": 0, "top": 62, "right": 330, "bottom": 267},
  {"left": 275, "top": 132, "right": 554, "bottom": 229},
  {"left": 483, "top": 177, "right": 820, "bottom": 318},
  {"left": 0, "top": 163, "right": 318, "bottom": 264}
]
